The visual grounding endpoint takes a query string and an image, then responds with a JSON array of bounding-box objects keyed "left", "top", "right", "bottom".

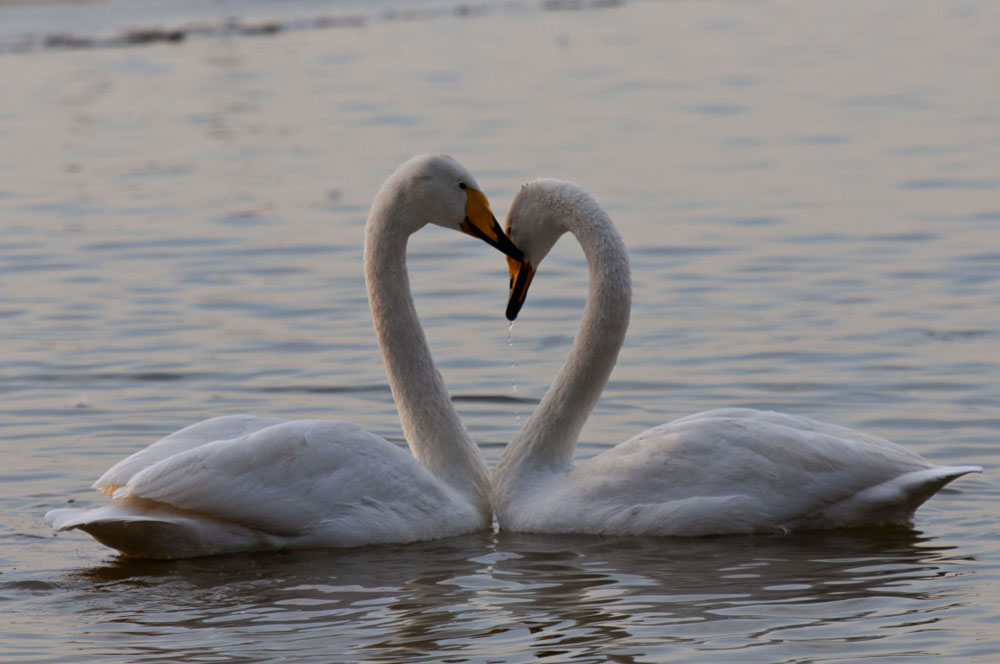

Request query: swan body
[
  {"left": 494, "top": 179, "right": 981, "bottom": 536},
  {"left": 46, "top": 155, "right": 523, "bottom": 558},
  {"left": 48, "top": 416, "right": 485, "bottom": 558}
]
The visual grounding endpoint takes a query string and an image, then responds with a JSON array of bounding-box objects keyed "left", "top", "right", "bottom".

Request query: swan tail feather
[
  {"left": 45, "top": 503, "right": 282, "bottom": 559},
  {"left": 796, "top": 465, "right": 982, "bottom": 529}
]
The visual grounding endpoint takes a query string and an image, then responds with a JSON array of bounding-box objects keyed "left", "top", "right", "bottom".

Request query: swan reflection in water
[{"left": 68, "top": 528, "right": 974, "bottom": 662}]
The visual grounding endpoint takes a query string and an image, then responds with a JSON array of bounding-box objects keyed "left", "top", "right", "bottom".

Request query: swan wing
[
  {"left": 517, "top": 409, "right": 979, "bottom": 535},
  {"left": 92, "top": 415, "right": 288, "bottom": 496},
  {"left": 113, "top": 420, "right": 467, "bottom": 535},
  {"left": 48, "top": 419, "right": 479, "bottom": 557}
]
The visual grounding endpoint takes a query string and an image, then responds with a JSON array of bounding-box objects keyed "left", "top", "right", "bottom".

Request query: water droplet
[{"left": 508, "top": 321, "right": 521, "bottom": 426}]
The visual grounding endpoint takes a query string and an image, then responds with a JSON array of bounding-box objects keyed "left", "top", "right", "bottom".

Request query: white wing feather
[
  {"left": 114, "top": 420, "right": 465, "bottom": 536},
  {"left": 93, "top": 415, "right": 287, "bottom": 496},
  {"left": 508, "top": 409, "right": 980, "bottom": 535},
  {"left": 46, "top": 419, "right": 478, "bottom": 557}
]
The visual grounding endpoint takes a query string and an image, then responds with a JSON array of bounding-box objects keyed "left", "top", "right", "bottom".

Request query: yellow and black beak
[
  {"left": 459, "top": 185, "right": 524, "bottom": 262},
  {"left": 506, "top": 254, "right": 535, "bottom": 321}
]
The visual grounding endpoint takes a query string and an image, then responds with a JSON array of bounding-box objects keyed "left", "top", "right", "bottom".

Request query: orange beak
[{"left": 459, "top": 186, "right": 523, "bottom": 261}]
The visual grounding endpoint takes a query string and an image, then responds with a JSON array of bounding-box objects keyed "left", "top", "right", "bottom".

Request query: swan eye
[{"left": 458, "top": 182, "right": 467, "bottom": 190}]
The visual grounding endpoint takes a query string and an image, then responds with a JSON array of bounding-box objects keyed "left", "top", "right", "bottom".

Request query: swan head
[
  {"left": 503, "top": 179, "right": 578, "bottom": 320},
  {"left": 377, "top": 154, "right": 523, "bottom": 260}
]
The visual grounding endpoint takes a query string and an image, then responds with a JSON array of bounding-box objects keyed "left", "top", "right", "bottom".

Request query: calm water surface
[{"left": 1, "top": 1, "right": 998, "bottom": 662}]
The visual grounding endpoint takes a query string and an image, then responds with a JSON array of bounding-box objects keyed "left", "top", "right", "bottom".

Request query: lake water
[{"left": 1, "top": 0, "right": 998, "bottom": 662}]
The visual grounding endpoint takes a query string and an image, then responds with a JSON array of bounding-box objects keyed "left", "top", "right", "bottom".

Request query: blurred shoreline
[{"left": 0, "top": 0, "right": 623, "bottom": 54}]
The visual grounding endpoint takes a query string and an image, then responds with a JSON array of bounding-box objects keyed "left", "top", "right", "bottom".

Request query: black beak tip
[
  {"left": 498, "top": 237, "right": 524, "bottom": 262},
  {"left": 466, "top": 217, "right": 524, "bottom": 262},
  {"left": 505, "top": 298, "right": 522, "bottom": 321},
  {"left": 490, "top": 216, "right": 524, "bottom": 261}
]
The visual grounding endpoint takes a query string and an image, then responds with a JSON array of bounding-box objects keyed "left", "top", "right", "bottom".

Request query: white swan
[
  {"left": 45, "top": 154, "right": 524, "bottom": 559},
  {"left": 493, "top": 179, "right": 981, "bottom": 536}
]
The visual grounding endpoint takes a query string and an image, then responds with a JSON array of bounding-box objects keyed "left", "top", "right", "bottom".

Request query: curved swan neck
[
  {"left": 364, "top": 198, "right": 491, "bottom": 519},
  {"left": 499, "top": 188, "right": 631, "bottom": 479}
]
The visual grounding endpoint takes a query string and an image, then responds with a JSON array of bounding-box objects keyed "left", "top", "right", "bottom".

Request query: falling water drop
[{"left": 508, "top": 320, "right": 521, "bottom": 426}]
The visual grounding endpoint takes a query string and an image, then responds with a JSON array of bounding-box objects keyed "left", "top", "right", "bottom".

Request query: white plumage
[
  {"left": 48, "top": 417, "right": 480, "bottom": 558},
  {"left": 494, "top": 179, "right": 981, "bottom": 536},
  {"left": 46, "top": 155, "right": 522, "bottom": 558}
]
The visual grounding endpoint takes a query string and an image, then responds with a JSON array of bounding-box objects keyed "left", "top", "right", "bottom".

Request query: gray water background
[{"left": 1, "top": 0, "right": 998, "bottom": 662}]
